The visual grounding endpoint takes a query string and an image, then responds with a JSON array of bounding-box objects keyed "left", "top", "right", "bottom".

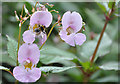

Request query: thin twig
[
  {"left": 8, "top": 70, "right": 13, "bottom": 76},
  {"left": 35, "top": 2, "right": 38, "bottom": 9},
  {"left": 39, "top": 22, "right": 58, "bottom": 50},
  {"left": 39, "top": 18, "right": 61, "bottom": 50},
  {"left": 16, "top": 23, "right": 22, "bottom": 66}
]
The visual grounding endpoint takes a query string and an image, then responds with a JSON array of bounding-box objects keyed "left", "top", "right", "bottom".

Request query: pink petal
[
  {"left": 30, "top": 11, "right": 52, "bottom": 28},
  {"left": 18, "top": 43, "right": 40, "bottom": 65},
  {"left": 62, "top": 11, "right": 71, "bottom": 31},
  {"left": 39, "top": 34, "right": 47, "bottom": 46},
  {"left": 65, "top": 33, "right": 76, "bottom": 46},
  {"left": 59, "top": 30, "right": 67, "bottom": 41},
  {"left": 62, "top": 11, "right": 82, "bottom": 33},
  {"left": 75, "top": 33, "right": 86, "bottom": 46},
  {"left": 23, "top": 30, "right": 35, "bottom": 44},
  {"left": 70, "top": 11, "right": 82, "bottom": 32},
  {"left": 13, "top": 66, "right": 41, "bottom": 83}
]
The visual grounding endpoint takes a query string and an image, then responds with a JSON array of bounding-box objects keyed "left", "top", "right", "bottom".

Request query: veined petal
[
  {"left": 70, "top": 11, "right": 82, "bottom": 32},
  {"left": 39, "top": 33, "right": 47, "bottom": 46},
  {"left": 75, "top": 33, "right": 86, "bottom": 46},
  {"left": 30, "top": 11, "right": 52, "bottom": 28},
  {"left": 13, "top": 66, "right": 41, "bottom": 83},
  {"left": 62, "top": 11, "right": 71, "bottom": 31},
  {"left": 65, "top": 33, "right": 76, "bottom": 46},
  {"left": 62, "top": 11, "right": 82, "bottom": 33},
  {"left": 59, "top": 30, "right": 67, "bottom": 41},
  {"left": 23, "top": 30, "right": 35, "bottom": 44},
  {"left": 18, "top": 43, "right": 40, "bottom": 65}
]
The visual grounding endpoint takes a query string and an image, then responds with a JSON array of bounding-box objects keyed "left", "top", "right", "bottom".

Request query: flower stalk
[
  {"left": 90, "top": 2, "right": 115, "bottom": 64},
  {"left": 39, "top": 22, "right": 58, "bottom": 50},
  {"left": 16, "top": 23, "right": 22, "bottom": 66}
]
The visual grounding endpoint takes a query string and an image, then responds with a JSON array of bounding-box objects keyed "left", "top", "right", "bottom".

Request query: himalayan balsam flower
[
  {"left": 13, "top": 43, "right": 41, "bottom": 82},
  {"left": 30, "top": 11, "right": 52, "bottom": 45},
  {"left": 30, "top": 11, "right": 52, "bottom": 28},
  {"left": 23, "top": 30, "right": 35, "bottom": 44},
  {"left": 59, "top": 11, "right": 86, "bottom": 46}
]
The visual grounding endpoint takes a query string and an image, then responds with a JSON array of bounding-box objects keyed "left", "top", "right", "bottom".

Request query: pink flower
[
  {"left": 29, "top": 11, "right": 52, "bottom": 44},
  {"left": 13, "top": 66, "right": 41, "bottom": 82},
  {"left": 23, "top": 30, "right": 35, "bottom": 44},
  {"left": 59, "top": 11, "right": 86, "bottom": 46},
  {"left": 13, "top": 43, "right": 41, "bottom": 82},
  {"left": 30, "top": 11, "right": 52, "bottom": 28},
  {"left": 18, "top": 43, "right": 40, "bottom": 64}
]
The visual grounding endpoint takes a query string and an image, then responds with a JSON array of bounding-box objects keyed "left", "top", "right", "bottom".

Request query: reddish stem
[{"left": 90, "top": 2, "right": 115, "bottom": 64}]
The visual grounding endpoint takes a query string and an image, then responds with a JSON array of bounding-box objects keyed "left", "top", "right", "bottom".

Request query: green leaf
[
  {"left": 40, "top": 45, "right": 79, "bottom": 64},
  {"left": 96, "top": 2, "right": 107, "bottom": 12},
  {"left": 39, "top": 66, "right": 78, "bottom": 73},
  {"left": 6, "top": 35, "right": 18, "bottom": 62},
  {"left": 108, "top": 2, "right": 115, "bottom": 9},
  {"left": 96, "top": 2, "right": 111, "bottom": 12},
  {"left": 80, "top": 62, "right": 99, "bottom": 72},
  {"left": 80, "top": 33, "right": 112, "bottom": 62},
  {"left": 0, "top": 66, "right": 10, "bottom": 71},
  {"left": 0, "top": 51, "right": 16, "bottom": 66},
  {"left": 99, "top": 62, "right": 119, "bottom": 71},
  {"left": 85, "top": 9, "right": 104, "bottom": 32},
  {"left": 95, "top": 75, "right": 118, "bottom": 82}
]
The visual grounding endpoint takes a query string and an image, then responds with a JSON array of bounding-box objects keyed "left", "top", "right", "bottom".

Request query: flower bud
[
  {"left": 24, "top": 4, "right": 29, "bottom": 14},
  {"left": 14, "top": 11, "right": 19, "bottom": 21}
]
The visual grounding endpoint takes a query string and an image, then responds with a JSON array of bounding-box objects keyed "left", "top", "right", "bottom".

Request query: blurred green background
[{"left": 1, "top": 2, "right": 119, "bottom": 83}]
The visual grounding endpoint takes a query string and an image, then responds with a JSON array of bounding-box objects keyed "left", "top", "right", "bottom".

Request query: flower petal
[
  {"left": 62, "top": 11, "right": 82, "bottom": 33},
  {"left": 59, "top": 30, "right": 67, "bottom": 41},
  {"left": 70, "top": 11, "right": 82, "bottom": 32},
  {"left": 39, "top": 33, "right": 47, "bottom": 46},
  {"left": 65, "top": 33, "right": 75, "bottom": 46},
  {"left": 62, "top": 11, "right": 71, "bottom": 31},
  {"left": 75, "top": 33, "right": 86, "bottom": 46},
  {"left": 23, "top": 30, "right": 35, "bottom": 44},
  {"left": 18, "top": 43, "right": 40, "bottom": 64},
  {"left": 13, "top": 66, "right": 41, "bottom": 83},
  {"left": 30, "top": 11, "right": 52, "bottom": 28}
]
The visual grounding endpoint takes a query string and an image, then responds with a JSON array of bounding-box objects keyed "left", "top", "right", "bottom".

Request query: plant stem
[
  {"left": 15, "top": 80, "right": 18, "bottom": 84},
  {"left": 8, "top": 70, "right": 13, "bottom": 76},
  {"left": 90, "top": 2, "right": 115, "bottom": 64},
  {"left": 35, "top": 2, "right": 38, "bottom": 9},
  {"left": 39, "top": 22, "right": 57, "bottom": 50},
  {"left": 90, "top": 20, "right": 108, "bottom": 63},
  {"left": 17, "top": 24, "right": 22, "bottom": 66}
]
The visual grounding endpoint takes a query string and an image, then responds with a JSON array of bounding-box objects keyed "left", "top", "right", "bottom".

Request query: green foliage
[
  {"left": 39, "top": 66, "right": 77, "bottom": 73},
  {"left": 0, "top": 51, "right": 16, "bottom": 66},
  {"left": 108, "top": 2, "right": 115, "bottom": 9},
  {"left": 80, "top": 62, "right": 99, "bottom": 73},
  {"left": 1, "top": 2, "right": 119, "bottom": 83},
  {"left": 6, "top": 35, "right": 18, "bottom": 63},
  {"left": 99, "top": 62, "right": 119, "bottom": 71},
  {"left": 40, "top": 45, "right": 79, "bottom": 64},
  {"left": 79, "top": 33, "right": 112, "bottom": 62},
  {"left": 95, "top": 75, "right": 118, "bottom": 82},
  {"left": 96, "top": 2, "right": 107, "bottom": 12},
  {"left": 85, "top": 9, "right": 104, "bottom": 32}
]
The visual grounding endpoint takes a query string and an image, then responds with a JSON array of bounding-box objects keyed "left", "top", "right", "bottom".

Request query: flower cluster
[
  {"left": 59, "top": 11, "right": 86, "bottom": 46},
  {"left": 29, "top": 10, "right": 52, "bottom": 46},
  {"left": 13, "top": 2, "right": 86, "bottom": 83},
  {"left": 13, "top": 30, "right": 41, "bottom": 82}
]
